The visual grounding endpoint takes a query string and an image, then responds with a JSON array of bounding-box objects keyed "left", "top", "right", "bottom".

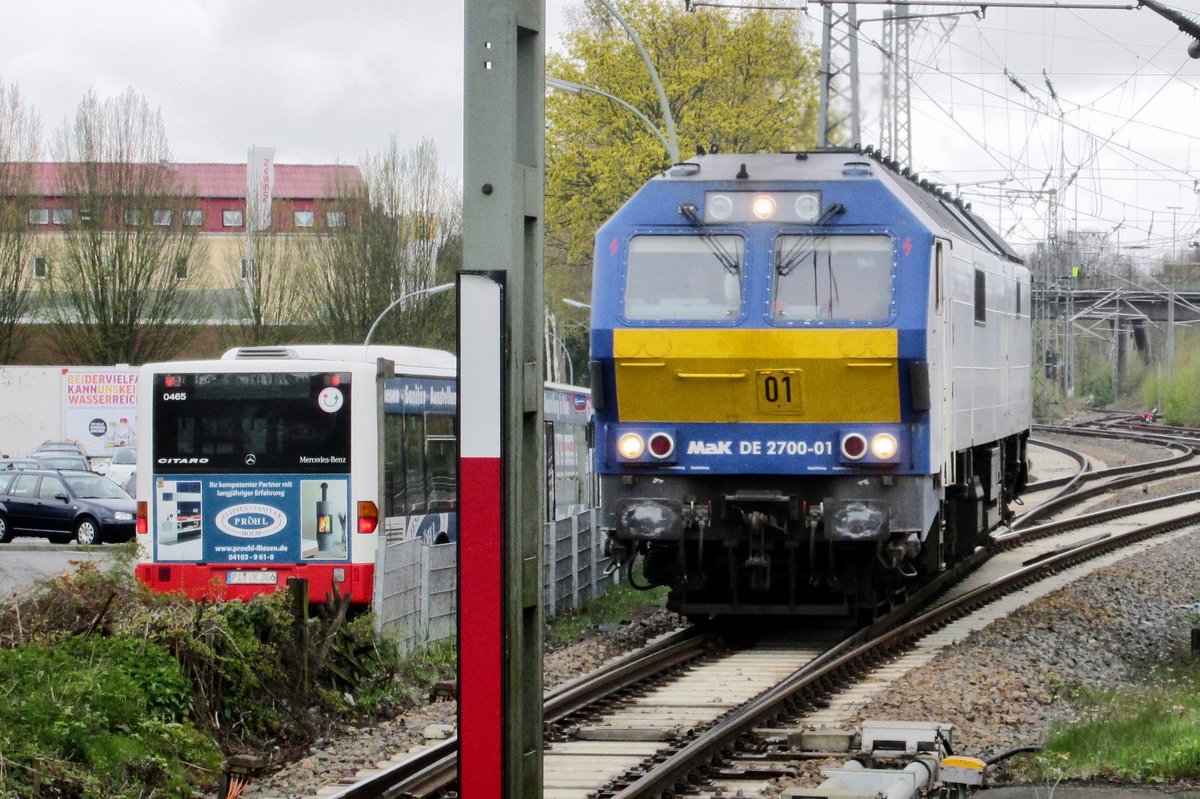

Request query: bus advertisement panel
[{"left": 141, "top": 367, "right": 365, "bottom": 598}]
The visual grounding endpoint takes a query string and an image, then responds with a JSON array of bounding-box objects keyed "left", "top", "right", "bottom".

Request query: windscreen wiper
[
  {"left": 678, "top": 203, "right": 741, "bottom": 276},
  {"left": 776, "top": 203, "right": 847, "bottom": 277}
]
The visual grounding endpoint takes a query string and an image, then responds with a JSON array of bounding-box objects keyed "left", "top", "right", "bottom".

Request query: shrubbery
[
  {"left": 0, "top": 548, "right": 451, "bottom": 798},
  {"left": 0, "top": 637, "right": 221, "bottom": 797}
]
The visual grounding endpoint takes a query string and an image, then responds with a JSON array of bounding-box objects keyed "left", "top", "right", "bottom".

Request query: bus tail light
[
  {"left": 136, "top": 501, "right": 148, "bottom": 535},
  {"left": 357, "top": 500, "right": 378, "bottom": 533}
]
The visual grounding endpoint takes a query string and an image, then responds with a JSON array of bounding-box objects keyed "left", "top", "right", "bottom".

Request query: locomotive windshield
[
  {"left": 623, "top": 235, "right": 743, "bottom": 320},
  {"left": 772, "top": 234, "right": 894, "bottom": 321}
]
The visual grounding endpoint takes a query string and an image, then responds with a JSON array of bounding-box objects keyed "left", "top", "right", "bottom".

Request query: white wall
[
  {"left": 0, "top": 366, "right": 62, "bottom": 457},
  {"left": 0, "top": 365, "right": 139, "bottom": 458}
]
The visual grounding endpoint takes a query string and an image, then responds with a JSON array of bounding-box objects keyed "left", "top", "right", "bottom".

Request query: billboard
[{"left": 61, "top": 367, "right": 139, "bottom": 456}]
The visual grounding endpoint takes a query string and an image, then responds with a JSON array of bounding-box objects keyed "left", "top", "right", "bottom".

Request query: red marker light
[
  {"left": 165, "top": 376, "right": 176, "bottom": 388},
  {"left": 841, "top": 433, "right": 868, "bottom": 460},
  {"left": 648, "top": 433, "right": 675, "bottom": 459}
]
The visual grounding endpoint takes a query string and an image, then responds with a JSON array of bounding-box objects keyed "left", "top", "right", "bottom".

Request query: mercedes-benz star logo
[{"left": 245, "top": 454, "right": 257, "bottom": 465}]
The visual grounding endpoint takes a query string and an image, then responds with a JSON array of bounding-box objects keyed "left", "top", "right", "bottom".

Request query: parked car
[
  {"left": 26, "top": 453, "right": 93, "bottom": 472},
  {"left": 0, "top": 469, "right": 136, "bottom": 545},
  {"left": 0, "top": 458, "right": 38, "bottom": 471},
  {"left": 121, "top": 471, "right": 137, "bottom": 499},
  {"left": 103, "top": 446, "right": 137, "bottom": 487},
  {"left": 30, "top": 440, "right": 86, "bottom": 457}
]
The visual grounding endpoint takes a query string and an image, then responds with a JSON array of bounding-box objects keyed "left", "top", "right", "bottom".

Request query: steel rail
[
  {"left": 605, "top": 508, "right": 1200, "bottom": 798},
  {"left": 324, "top": 626, "right": 713, "bottom": 799}
]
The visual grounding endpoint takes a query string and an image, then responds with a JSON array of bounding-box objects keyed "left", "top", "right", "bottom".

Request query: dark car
[
  {"left": 0, "top": 469, "right": 136, "bottom": 545},
  {"left": 26, "top": 452, "right": 93, "bottom": 472},
  {"left": 0, "top": 458, "right": 38, "bottom": 471}
]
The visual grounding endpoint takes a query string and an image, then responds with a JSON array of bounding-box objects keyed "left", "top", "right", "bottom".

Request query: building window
[
  {"left": 33, "top": 256, "right": 48, "bottom": 279},
  {"left": 183, "top": 209, "right": 204, "bottom": 226},
  {"left": 223, "top": 209, "right": 244, "bottom": 227},
  {"left": 326, "top": 211, "right": 346, "bottom": 228},
  {"left": 51, "top": 208, "right": 74, "bottom": 225},
  {"left": 294, "top": 210, "right": 315, "bottom": 228},
  {"left": 28, "top": 208, "right": 48, "bottom": 225},
  {"left": 79, "top": 208, "right": 93, "bottom": 225},
  {"left": 974, "top": 268, "right": 987, "bottom": 324},
  {"left": 153, "top": 209, "right": 173, "bottom": 226},
  {"left": 174, "top": 256, "right": 188, "bottom": 281},
  {"left": 124, "top": 209, "right": 143, "bottom": 226}
]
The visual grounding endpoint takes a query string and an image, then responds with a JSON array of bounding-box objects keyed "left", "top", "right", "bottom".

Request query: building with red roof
[{"left": 11, "top": 161, "right": 365, "bottom": 350}]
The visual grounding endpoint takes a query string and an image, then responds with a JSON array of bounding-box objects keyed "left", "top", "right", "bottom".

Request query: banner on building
[
  {"left": 61, "top": 367, "right": 140, "bottom": 456},
  {"left": 247, "top": 146, "right": 276, "bottom": 230}
]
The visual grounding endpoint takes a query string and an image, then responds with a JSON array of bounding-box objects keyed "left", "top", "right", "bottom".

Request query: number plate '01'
[
  {"left": 226, "top": 571, "right": 278, "bottom": 585},
  {"left": 756, "top": 370, "right": 803, "bottom": 414}
]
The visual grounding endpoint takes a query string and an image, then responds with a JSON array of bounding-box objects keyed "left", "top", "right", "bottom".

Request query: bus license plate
[
  {"left": 756, "top": 370, "right": 802, "bottom": 414},
  {"left": 227, "top": 571, "right": 278, "bottom": 585}
]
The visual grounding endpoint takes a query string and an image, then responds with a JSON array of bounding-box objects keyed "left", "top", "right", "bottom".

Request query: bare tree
[
  {"left": 309, "top": 137, "right": 461, "bottom": 347},
  {"left": 42, "top": 87, "right": 207, "bottom": 364},
  {"left": 217, "top": 229, "right": 315, "bottom": 348},
  {"left": 0, "top": 79, "right": 41, "bottom": 362}
]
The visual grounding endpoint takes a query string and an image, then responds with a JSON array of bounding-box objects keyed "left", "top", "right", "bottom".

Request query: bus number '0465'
[{"left": 765, "top": 440, "right": 831, "bottom": 456}]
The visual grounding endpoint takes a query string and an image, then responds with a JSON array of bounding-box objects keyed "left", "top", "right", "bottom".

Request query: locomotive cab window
[
  {"left": 772, "top": 235, "right": 893, "bottom": 321},
  {"left": 623, "top": 235, "right": 743, "bottom": 321}
]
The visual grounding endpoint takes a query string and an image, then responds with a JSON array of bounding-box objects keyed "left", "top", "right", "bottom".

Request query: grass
[
  {"left": 1024, "top": 659, "right": 1200, "bottom": 784},
  {"left": 544, "top": 572, "right": 670, "bottom": 648}
]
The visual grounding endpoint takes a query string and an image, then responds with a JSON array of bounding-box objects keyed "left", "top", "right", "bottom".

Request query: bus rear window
[{"left": 152, "top": 372, "right": 351, "bottom": 473}]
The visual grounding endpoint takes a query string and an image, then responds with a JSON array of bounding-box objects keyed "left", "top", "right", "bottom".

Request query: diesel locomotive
[{"left": 588, "top": 149, "right": 1031, "bottom": 619}]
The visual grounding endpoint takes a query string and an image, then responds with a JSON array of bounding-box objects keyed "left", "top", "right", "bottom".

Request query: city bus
[
  {"left": 135, "top": 344, "right": 456, "bottom": 604},
  {"left": 134, "top": 345, "right": 594, "bottom": 605}
]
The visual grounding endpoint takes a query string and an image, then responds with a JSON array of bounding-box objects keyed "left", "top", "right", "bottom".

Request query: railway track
[{"left": 297, "top": 426, "right": 1200, "bottom": 798}]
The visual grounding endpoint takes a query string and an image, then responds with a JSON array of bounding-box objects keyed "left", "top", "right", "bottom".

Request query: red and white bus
[
  {"left": 134, "top": 345, "right": 594, "bottom": 605},
  {"left": 134, "top": 345, "right": 456, "bottom": 604}
]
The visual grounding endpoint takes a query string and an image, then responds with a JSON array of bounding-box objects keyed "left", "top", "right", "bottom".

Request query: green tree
[
  {"left": 309, "top": 137, "right": 460, "bottom": 348},
  {"left": 546, "top": 0, "right": 821, "bottom": 295},
  {"left": 0, "top": 80, "right": 41, "bottom": 363},
  {"left": 42, "top": 88, "right": 207, "bottom": 364}
]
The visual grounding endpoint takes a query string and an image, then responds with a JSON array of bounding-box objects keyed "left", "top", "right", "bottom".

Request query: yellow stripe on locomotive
[{"left": 613, "top": 328, "right": 900, "bottom": 424}]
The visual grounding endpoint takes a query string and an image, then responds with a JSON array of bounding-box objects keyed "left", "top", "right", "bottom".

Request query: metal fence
[{"left": 374, "top": 509, "right": 613, "bottom": 653}]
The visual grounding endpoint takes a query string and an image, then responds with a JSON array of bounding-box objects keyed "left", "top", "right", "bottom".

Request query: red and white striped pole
[{"left": 456, "top": 271, "right": 505, "bottom": 795}]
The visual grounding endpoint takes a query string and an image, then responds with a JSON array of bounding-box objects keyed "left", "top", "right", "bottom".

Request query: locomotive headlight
[
  {"left": 618, "top": 433, "right": 645, "bottom": 460},
  {"left": 706, "top": 194, "right": 734, "bottom": 220},
  {"left": 870, "top": 433, "right": 899, "bottom": 460},
  {"left": 751, "top": 194, "right": 777, "bottom": 219},
  {"left": 795, "top": 193, "right": 819, "bottom": 221}
]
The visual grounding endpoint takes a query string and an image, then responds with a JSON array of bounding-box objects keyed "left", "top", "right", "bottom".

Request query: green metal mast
[{"left": 463, "top": 1, "right": 545, "bottom": 796}]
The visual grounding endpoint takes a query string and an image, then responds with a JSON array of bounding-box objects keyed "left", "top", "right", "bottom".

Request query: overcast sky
[{"left": 1, "top": 0, "right": 1197, "bottom": 254}]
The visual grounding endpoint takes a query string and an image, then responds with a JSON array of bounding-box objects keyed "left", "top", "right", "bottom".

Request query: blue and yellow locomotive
[{"left": 588, "top": 150, "right": 1031, "bottom": 619}]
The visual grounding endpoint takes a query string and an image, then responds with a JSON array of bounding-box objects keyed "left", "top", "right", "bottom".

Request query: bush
[
  {"left": 0, "top": 636, "right": 221, "bottom": 798},
  {"left": 0, "top": 558, "right": 420, "bottom": 796}
]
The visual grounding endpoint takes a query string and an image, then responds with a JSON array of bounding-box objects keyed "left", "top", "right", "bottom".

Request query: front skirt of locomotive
[{"left": 602, "top": 470, "right": 942, "bottom": 618}]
